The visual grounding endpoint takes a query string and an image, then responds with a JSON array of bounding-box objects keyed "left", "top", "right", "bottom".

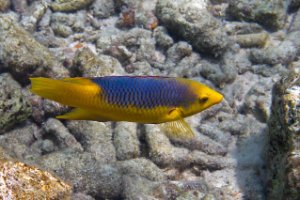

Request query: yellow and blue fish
[{"left": 30, "top": 76, "right": 223, "bottom": 138}]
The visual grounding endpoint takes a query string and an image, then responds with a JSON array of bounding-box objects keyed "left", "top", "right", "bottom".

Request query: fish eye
[{"left": 199, "top": 97, "right": 209, "bottom": 104}]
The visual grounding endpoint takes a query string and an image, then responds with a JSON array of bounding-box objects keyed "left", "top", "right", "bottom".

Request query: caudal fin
[{"left": 30, "top": 77, "right": 102, "bottom": 109}]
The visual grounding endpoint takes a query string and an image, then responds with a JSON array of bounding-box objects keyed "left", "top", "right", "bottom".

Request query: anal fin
[
  {"left": 160, "top": 118, "right": 194, "bottom": 139},
  {"left": 56, "top": 108, "right": 109, "bottom": 122}
]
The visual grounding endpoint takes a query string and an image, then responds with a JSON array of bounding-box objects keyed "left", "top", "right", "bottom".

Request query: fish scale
[{"left": 92, "top": 76, "right": 200, "bottom": 110}]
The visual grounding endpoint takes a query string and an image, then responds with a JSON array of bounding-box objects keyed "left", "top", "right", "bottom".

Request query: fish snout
[{"left": 211, "top": 91, "right": 223, "bottom": 105}]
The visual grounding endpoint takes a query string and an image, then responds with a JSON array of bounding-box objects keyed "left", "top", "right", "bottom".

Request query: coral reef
[{"left": 0, "top": 0, "right": 299, "bottom": 199}]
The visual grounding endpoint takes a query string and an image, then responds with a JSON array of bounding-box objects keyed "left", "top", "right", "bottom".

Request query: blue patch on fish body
[{"left": 92, "top": 76, "right": 197, "bottom": 109}]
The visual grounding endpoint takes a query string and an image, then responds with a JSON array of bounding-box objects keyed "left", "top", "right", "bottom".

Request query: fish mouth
[{"left": 211, "top": 91, "right": 223, "bottom": 105}]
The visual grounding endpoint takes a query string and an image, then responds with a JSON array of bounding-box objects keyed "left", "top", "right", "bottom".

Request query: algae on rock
[
  {"left": 0, "top": 147, "right": 72, "bottom": 200},
  {"left": 0, "top": 73, "right": 32, "bottom": 134},
  {"left": 267, "top": 71, "right": 300, "bottom": 200}
]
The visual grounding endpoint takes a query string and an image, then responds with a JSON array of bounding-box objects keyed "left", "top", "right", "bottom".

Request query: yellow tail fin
[{"left": 30, "top": 77, "right": 102, "bottom": 109}]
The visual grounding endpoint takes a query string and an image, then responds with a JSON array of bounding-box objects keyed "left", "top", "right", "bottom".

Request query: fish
[{"left": 30, "top": 76, "right": 223, "bottom": 138}]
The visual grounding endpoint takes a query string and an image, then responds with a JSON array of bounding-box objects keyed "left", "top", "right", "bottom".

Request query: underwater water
[{"left": 0, "top": 0, "right": 299, "bottom": 199}]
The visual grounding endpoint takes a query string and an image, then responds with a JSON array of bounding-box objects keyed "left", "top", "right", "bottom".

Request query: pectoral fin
[
  {"left": 56, "top": 108, "right": 109, "bottom": 121},
  {"left": 160, "top": 118, "right": 195, "bottom": 139}
]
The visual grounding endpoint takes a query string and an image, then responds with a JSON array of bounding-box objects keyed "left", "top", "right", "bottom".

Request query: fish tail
[{"left": 30, "top": 77, "right": 102, "bottom": 109}]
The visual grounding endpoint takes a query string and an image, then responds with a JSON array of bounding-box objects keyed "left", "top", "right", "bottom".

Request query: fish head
[{"left": 181, "top": 81, "right": 223, "bottom": 117}]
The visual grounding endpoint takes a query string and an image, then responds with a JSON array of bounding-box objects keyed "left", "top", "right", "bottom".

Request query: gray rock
[
  {"left": 0, "top": 122, "right": 40, "bottom": 160},
  {"left": 52, "top": 23, "right": 73, "bottom": 37},
  {"left": 114, "top": 0, "right": 156, "bottom": 13},
  {"left": 156, "top": 0, "right": 229, "bottom": 56},
  {"left": 145, "top": 125, "right": 232, "bottom": 170},
  {"left": 122, "top": 175, "right": 159, "bottom": 200},
  {"left": 123, "top": 28, "right": 156, "bottom": 64},
  {"left": 90, "top": 0, "right": 115, "bottom": 19},
  {"left": 118, "top": 158, "right": 165, "bottom": 181},
  {"left": 124, "top": 61, "right": 160, "bottom": 75},
  {"left": 38, "top": 8, "right": 52, "bottom": 28},
  {"left": 42, "top": 99, "right": 69, "bottom": 120},
  {"left": 95, "top": 26, "right": 121, "bottom": 51},
  {"left": 50, "top": 0, "right": 94, "bottom": 12},
  {"left": 73, "top": 47, "right": 118, "bottom": 77},
  {"left": 154, "top": 179, "right": 214, "bottom": 200},
  {"left": 153, "top": 26, "right": 174, "bottom": 50},
  {"left": 0, "top": 0, "right": 10, "bottom": 12},
  {"left": 33, "top": 28, "right": 66, "bottom": 48},
  {"left": 0, "top": 14, "right": 69, "bottom": 81},
  {"left": 105, "top": 45, "right": 134, "bottom": 65},
  {"left": 166, "top": 42, "right": 192, "bottom": 64},
  {"left": 102, "top": 28, "right": 158, "bottom": 66},
  {"left": 221, "top": 71, "right": 270, "bottom": 110},
  {"left": 224, "top": 21, "right": 264, "bottom": 35},
  {"left": 72, "top": 10, "right": 86, "bottom": 32},
  {"left": 72, "top": 193, "right": 95, "bottom": 200},
  {"left": 176, "top": 191, "right": 206, "bottom": 200},
  {"left": 153, "top": 42, "right": 202, "bottom": 77},
  {"left": 40, "top": 139, "right": 56, "bottom": 154},
  {"left": 50, "top": 11, "right": 86, "bottom": 35},
  {"left": 220, "top": 114, "right": 256, "bottom": 136},
  {"left": 189, "top": 151, "right": 235, "bottom": 170},
  {"left": 288, "top": 8, "right": 300, "bottom": 33},
  {"left": 267, "top": 72, "right": 300, "bottom": 200},
  {"left": 190, "top": 134, "right": 227, "bottom": 155},
  {"left": 169, "top": 53, "right": 202, "bottom": 77},
  {"left": 227, "top": 0, "right": 288, "bottom": 31},
  {"left": 203, "top": 112, "right": 268, "bottom": 200},
  {"left": 51, "top": 12, "right": 76, "bottom": 28},
  {"left": 287, "top": 10, "right": 300, "bottom": 55},
  {"left": 199, "top": 59, "right": 237, "bottom": 86},
  {"left": 20, "top": 1, "right": 49, "bottom": 32},
  {"left": 114, "top": 122, "right": 140, "bottom": 160},
  {"left": 232, "top": 32, "right": 269, "bottom": 48},
  {"left": 287, "top": 31, "right": 300, "bottom": 56},
  {"left": 197, "top": 123, "right": 233, "bottom": 147},
  {"left": 288, "top": 0, "right": 300, "bottom": 11},
  {"left": 66, "top": 120, "right": 116, "bottom": 163},
  {"left": 249, "top": 64, "right": 290, "bottom": 78},
  {"left": 241, "top": 79, "right": 274, "bottom": 123},
  {"left": 115, "top": 0, "right": 158, "bottom": 30},
  {"left": 43, "top": 118, "right": 83, "bottom": 152},
  {"left": 11, "top": 0, "right": 27, "bottom": 13},
  {"left": 36, "top": 150, "right": 123, "bottom": 199},
  {"left": 146, "top": 124, "right": 189, "bottom": 168},
  {"left": 234, "top": 128, "right": 268, "bottom": 169},
  {"left": 250, "top": 40, "right": 297, "bottom": 65},
  {"left": 0, "top": 73, "right": 32, "bottom": 134}
]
